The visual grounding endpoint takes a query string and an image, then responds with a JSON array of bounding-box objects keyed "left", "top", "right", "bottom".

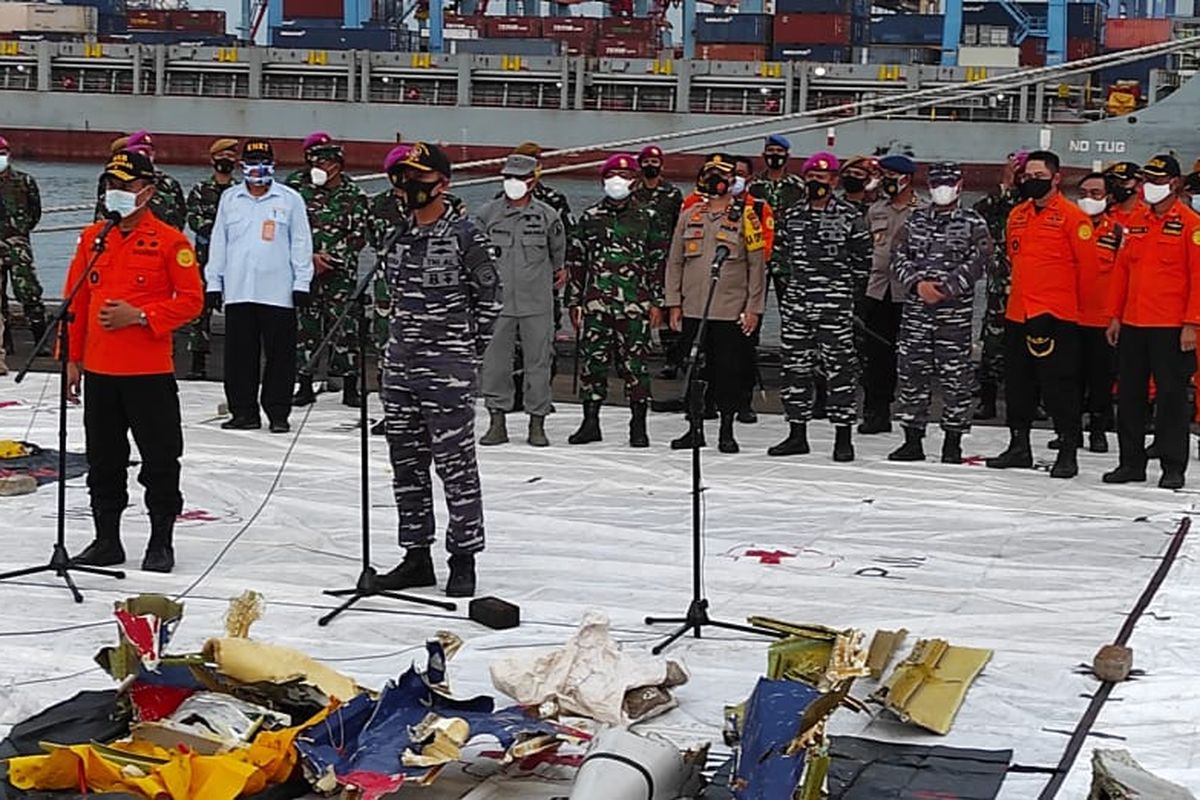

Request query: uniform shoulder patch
[
  {"left": 1077, "top": 223, "right": 1093, "bottom": 241},
  {"left": 1192, "top": 229, "right": 1200, "bottom": 246},
  {"left": 176, "top": 247, "right": 196, "bottom": 267}
]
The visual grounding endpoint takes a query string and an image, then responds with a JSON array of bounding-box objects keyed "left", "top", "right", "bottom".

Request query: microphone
[
  {"left": 93, "top": 210, "right": 122, "bottom": 253},
  {"left": 714, "top": 244, "right": 731, "bottom": 266}
]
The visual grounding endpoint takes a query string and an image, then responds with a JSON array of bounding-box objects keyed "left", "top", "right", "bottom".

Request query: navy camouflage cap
[{"left": 928, "top": 161, "right": 963, "bottom": 184}]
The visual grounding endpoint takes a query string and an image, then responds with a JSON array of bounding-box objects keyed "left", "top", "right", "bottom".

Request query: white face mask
[
  {"left": 603, "top": 175, "right": 633, "bottom": 201},
  {"left": 1077, "top": 197, "right": 1108, "bottom": 217},
  {"left": 1191, "top": 194, "right": 1200, "bottom": 213},
  {"left": 310, "top": 166, "right": 329, "bottom": 187},
  {"left": 731, "top": 176, "right": 747, "bottom": 196},
  {"left": 865, "top": 176, "right": 881, "bottom": 192},
  {"left": 104, "top": 187, "right": 143, "bottom": 219},
  {"left": 503, "top": 177, "right": 529, "bottom": 201},
  {"left": 0, "top": 154, "right": 9, "bottom": 172},
  {"left": 1142, "top": 182, "right": 1173, "bottom": 204},
  {"left": 929, "top": 185, "right": 960, "bottom": 207}
]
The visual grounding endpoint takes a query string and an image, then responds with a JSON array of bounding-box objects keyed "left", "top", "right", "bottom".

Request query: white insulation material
[{"left": 1, "top": 377, "right": 1198, "bottom": 798}]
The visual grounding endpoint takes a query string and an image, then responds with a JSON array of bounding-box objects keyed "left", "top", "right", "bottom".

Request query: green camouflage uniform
[
  {"left": 749, "top": 171, "right": 807, "bottom": 285},
  {"left": 367, "top": 187, "right": 466, "bottom": 351},
  {"left": 0, "top": 167, "right": 46, "bottom": 329},
  {"left": 185, "top": 176, "right": 236, "bottom": 356},
  {"left": 972, "top": 187, "right": 1020, "bottom": 387},
  {"left": 94, "top": 170, "right": 187, "bottom": 231},
  {"left": 532, "top": 182, "right": 573, "bottom": 230},
  {"left": 564, "top": 197, "right": 666, "bottom": 403},
  {"left": 288, "top": 171, "right": 370, "bottom": 378}
]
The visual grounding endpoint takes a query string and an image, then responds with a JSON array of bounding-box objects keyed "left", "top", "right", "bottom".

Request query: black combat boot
[
  {"left": 832, "top": 425, "right": 855, "bottom": 462},
  {"left": 974, "top": 382, "right": 998, "bottom": 420},
  {"left": 629, "top": 400, "right": 650, "bottom": 448},
  {"left": 186, "top": 352, "right": 207, "bottom": 381},
  {"left": 1050, "top": 440, "right": 1079, "bottom": 479},
  {"left": 887, "top": 426, "right": 925, "bottom": 462},
  {"left": 718, "top": 413, "right": 739, "bottom": 454},
  {"left": 670, "top": 421, "right": 706, "bottom": 450},
  {"left": 527, "top": 415, "right": 549, "bottom": 447},
  {"left": 446, "top": 553, "right": 476, "bottom": 598},
  {"left": 737, "top": 405, "right": 758, "bottom": 424},
  {"left": 1159, "top": 470, "right": 1185, "bottom": 490},
  {"left": 370, "top": 418, "right": 387, "bottom": 436},
  {"left": 293, "top": 373, "right": 316, "bottom": 407},
  {"left": 986, "top": 429, "right": 1032, "bottom": 469},
  {"left": 479, "top": 410, "right": 508, "bottom": 446},
  {"left": 342, "top": 378, "right": 363, "bottom": 409},
  {"left": 1103, "top": 463, "right": 1147, "bottom": 484},
  {"left": 768, "top": 422, "right": 810, "bottom": 456},
  {"left": 1088, "top": 414, "right": 1109, "bottom": 453},
  {"left": 858, "top": 411, "right": 892, "bottom": 435},
  {"left": 378, "top": 547, "right": 436, "bottom": 591},
  {"left": 29, "top": 318, "right": 53, "bottom": 357},
  {"left": 72, "top": 510, "right": 125, "bottom": 567},
  {"left": 141, "top": 512, "right": 176, "bottom": 573},
  {"left": 941, "top": 430, "right": 964, "bottom": 464},
  {"left": 569, "top": 401, "right": 603, "bottom": 445}
]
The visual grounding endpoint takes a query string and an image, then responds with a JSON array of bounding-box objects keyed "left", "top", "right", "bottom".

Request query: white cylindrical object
[
  {"left": 569, "top": 728, "right": 691, "bottom": 800},
  {"left": 1039, "top": 127, "right": 1053, "bottom": 150}
]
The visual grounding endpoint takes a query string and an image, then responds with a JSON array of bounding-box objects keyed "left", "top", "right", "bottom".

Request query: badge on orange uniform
[{"left": 262, "top": 220, "right": 276, "bottom": 241}]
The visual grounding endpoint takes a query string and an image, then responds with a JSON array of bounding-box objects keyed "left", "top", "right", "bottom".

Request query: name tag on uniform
[
  {"left": 262, "top": 220, "right": 276, "bottom": 241},
  {"left": 423, "top": 269, "right": 459, "bottom": 288}
]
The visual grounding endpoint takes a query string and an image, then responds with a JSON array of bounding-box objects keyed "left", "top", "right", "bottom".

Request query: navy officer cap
[
  {"left": 764, "top": 134, "right": 792, "bottom": 151},
  {"left": 879, "top": 154, "right": 917, "bottom": 175}
]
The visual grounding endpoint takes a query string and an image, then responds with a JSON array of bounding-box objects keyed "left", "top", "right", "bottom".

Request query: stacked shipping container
[
  {"left": 770, "top": 0, "right": 869, "bottom": 62},
  {"left": 868, "top": 13, "right": 941, "bottom": 63}
]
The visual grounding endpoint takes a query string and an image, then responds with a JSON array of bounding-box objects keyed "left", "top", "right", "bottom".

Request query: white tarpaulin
[{"left": 1, "top": 378, "right": 1198, "bottom": 798}]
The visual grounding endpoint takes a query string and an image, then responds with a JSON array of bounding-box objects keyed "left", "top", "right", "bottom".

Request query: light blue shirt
[{"left": 205, "top": 181, "right": 313, "bottom": 308}]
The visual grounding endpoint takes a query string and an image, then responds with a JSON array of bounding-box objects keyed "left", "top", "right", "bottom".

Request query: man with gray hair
[{"left": 475, "top": 154, "right": 567, "bottom": 447}]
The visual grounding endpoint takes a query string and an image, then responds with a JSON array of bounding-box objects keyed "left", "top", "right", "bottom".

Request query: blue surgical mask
[{"left": 242, "top": 162, "right": 275, "bottom": 186}]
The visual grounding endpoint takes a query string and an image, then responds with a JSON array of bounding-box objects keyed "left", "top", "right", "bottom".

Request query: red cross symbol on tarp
[
  {"left": 177, "top": 509, "right": 219, "bottom": 522},
  {"left": 744, "top": 549, "right": 796, "bottom": 565}
]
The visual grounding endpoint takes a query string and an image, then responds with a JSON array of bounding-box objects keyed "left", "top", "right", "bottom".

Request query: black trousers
[
  {"left": 224, "top": 302, "right": 297, "bottom": 423},
  {"left": 859, "top": 294, "right": 902, "bottom": 418},
  {"left": 680, "top": 317, "right": 752, "bottom": 414},
  {"left": 84, "top": 372, "right": 183, "bottom": 517},
  {"left": 1116, "top": 325, "right": 1192, "bottom": 473},
  {"left": 1079, "top": 325, "right": 1116, "bottom": 427},
  {"left": 1004, "top": 315, "right": 1082, "bottom": 443}
]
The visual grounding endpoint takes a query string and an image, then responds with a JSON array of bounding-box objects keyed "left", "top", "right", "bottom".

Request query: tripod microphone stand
[
  {"left": 645, "top": 244, "right": 778, "bottom": 655},
  {"left": 309, "top": 261, "right": 456, "bottom": 626},
  {"left": 0, "top": 216, "right": 127, "bottom": 602}
]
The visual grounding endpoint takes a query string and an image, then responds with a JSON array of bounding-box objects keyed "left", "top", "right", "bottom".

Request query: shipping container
[
  {"left": 172, "top": 11, "right": 226, "bottom": 34},
  {"left": 1019, "top": 36, "right": 1045, "bottom": 66},
  {"left": 598, "top": 17, "right": 656, "bottom": 37},
  {"left": 776, "top": 0, "right": 870, "bottom": 15},
  {"left": 543, "top": 17, "right": 598, "bottom": 36},
  {"left": 555, "top": 33, "right": 596, "bottom": 55},
  {"left": 60, "top": 0, "right": 125, "bottom": 18},
  {"left": 114, "top": 29, "right": 234, "bottom": 45},
  {"left": 867, "top": 44, "right": 939, "bottom": 63},
  {"left": 1097, "top": 53, "right": 1169, "bottom": 87},
  {"left": 775, "top": 12, "right": 867, "bottom": 45},
  {"left": 271, "top": 25, "right": 394, "bottom": 49},
  {"left": 869, "top": 14, "right": 943, "bottom": 45},
  {"left": 452, "top": 37, "right": 559, "bottom": 55},
  {"left": 1067, "top": 35, "right": 1097, "bottom": 60},
  {"left": 126, "top": 9, "right": 171, "bottom": 29},
  {"left": 0, "top": 4, "right": 96, "bottom": 34},
  {"left": 771, "top": 43, "right": 853, "bottom": 61},
  {"left": 962, "top": 2, "right": 1105, "bottom": 41},
  {"left": 695, "top": 13, "right": 773, "bottom": 44},
  {"left": 696, "top": 42, "right": 769, "bottom": 60},
  {"left": 1104, "top": 18, "right": 1171, "bottom": 49},
  {"left": 280, "top": 16, "right": 344, "bottom": 27},
  {"left": 282, "top": 0, "right": 342, "bottom": 19},
  {"left": 484, "top": 16, "right": 542, "bottom": 38},
  {"left": 597, "top": 36, "right": 655, "bottom": 57},
  {"left": 958, "top": 44, "right": 1020, "bottom": 66}
]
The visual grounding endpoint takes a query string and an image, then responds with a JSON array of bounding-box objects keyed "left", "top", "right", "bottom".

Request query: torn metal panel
[
  {"left": 1089, "top": 749, "right": 1198, "bottom": 800},
  {"left": 866, "top": 628, "right": 908, "bottom": 680},
  {"left": 132, "top": 692, "right": 292, "bottom": 755},
  {"left": 95, "top": 595, "right": 185, "bottom": 680},
  {"left": 727, "top": 678, "right": 824, "bottom": 800},
  {"left": 202, "top": 637, "right": 360, "bottom": 703},
  {"left": 871, "top": 639, "right": 992, "bottom": 735}
]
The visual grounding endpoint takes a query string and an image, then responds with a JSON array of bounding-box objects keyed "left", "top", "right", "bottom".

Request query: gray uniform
[
  {"left": 891, "top": 205, "right": 993, "bottom": 433},
  {"left": 382, "top": 208, "right": 502, "bottom": 555},
  {"left": 474, "top": 197, "right": 566, "bottom": 417},
  {"left": 776, "top": 195, "right": 873, "bottom": 425}
]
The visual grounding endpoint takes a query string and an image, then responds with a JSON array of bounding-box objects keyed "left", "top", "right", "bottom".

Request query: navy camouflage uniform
[
  {"left": 972, "top": 187, "right": 1020, "bottom": 390},
  {"left": 776, "top": 194, "right": 872, "bottom": 425},
  {"left": 0, "top": 166, "right": 46, "bottom": 335},
  {"left": 382, "top": 208, "right": 501, "bottom": 555},
  {"left": 185, "top": 176, "right": 235, "bottom": 360},
  {"left": 749, "top": 171, "right": 806, "bottom": 297},
  {"left": 891, "top": 200, "right": 993, "bottom": 432}
]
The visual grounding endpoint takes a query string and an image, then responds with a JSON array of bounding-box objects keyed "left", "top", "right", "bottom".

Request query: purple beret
[
  {"left": 0, "top": 135, "right": 8, "bottom": 152},
  {"left": 600, "top": 153, "right": 638, "bottom": 177},
  {"left": 126, "top": 130, "right": 154, "bottom": 153},
  {"left": 638, "top": 145, "right": 663, "bottom": 162},
  {"left": 303, "top": 131, "right": 333, "bottom": 151},
  {"left": 801, "top": 152, "right": 840, "bottom": 173},
  {"left": 383, "top": 144, "right": 411, "bottom": 172}
]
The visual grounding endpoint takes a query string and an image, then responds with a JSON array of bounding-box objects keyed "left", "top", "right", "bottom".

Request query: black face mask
[
  {"left": 806, "top": 179, "right": 831, "bottom": 201},
  {"left": 764, "top": 153, "right": 788, "bottom": 171},
  {"left": 1110, "top": 183, "right": 1136, "bottom": 202},
  {"left": 698, "top": 172, "right": 730, "bottom": 197},
  {"left": 641, "top": 164, "right": 661, "bottom": 180},
  {"left": 403, "top": 178, "right": 440, "bottom": 210},
  {"left": 882, "top": 177, "right": 903, "bottom": 197},
  {"left": 842, "top": 175, "right": 866, "bottom": 194},
  {"left": 1020, "top": 177, "right": 1053, "bottom": 200},
  {"left": 213, "top": 158, "right": 236, "bottom": 175}
]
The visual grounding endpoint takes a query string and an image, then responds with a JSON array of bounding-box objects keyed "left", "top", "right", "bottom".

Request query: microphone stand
[
  {"left": 0, "top": 219, "right": 127, "bottom": 602},
  {"left": 308, "top": 259, "right": 457, "bottom": 626},
  {"left": 644, "top": 245, "right": 779, "bottom": 655}
]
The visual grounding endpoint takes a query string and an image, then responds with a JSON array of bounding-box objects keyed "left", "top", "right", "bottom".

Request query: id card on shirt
[{"left": 261, "top": 220, "right": 276, "bottom": 241}]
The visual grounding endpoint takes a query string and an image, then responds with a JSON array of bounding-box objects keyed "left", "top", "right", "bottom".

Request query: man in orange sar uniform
[
  {"left": 1103, "top": 154, "right": 1200, "bottom": 490},
  {"left": 67, "top": 150, "right": 203, "bottom": 572}
]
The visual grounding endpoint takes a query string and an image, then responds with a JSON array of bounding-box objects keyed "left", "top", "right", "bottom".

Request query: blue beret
[
  {"left": 765, "top": 134, "right": 791, "bottom": 150},
  {"left": 879, "top": 154, "right": 917, "bottom": 175}
]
